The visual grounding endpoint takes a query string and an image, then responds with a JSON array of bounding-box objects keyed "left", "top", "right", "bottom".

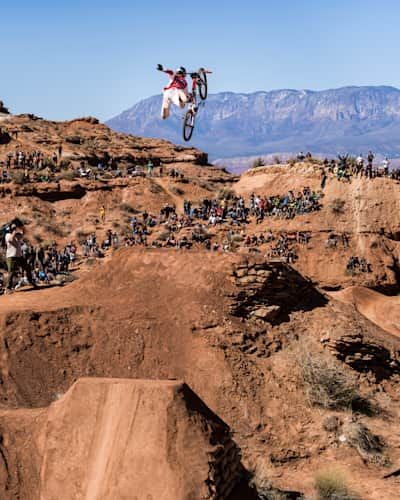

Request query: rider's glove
[{"left": 156, "top": 64, "right": 163, "bottom": 71}]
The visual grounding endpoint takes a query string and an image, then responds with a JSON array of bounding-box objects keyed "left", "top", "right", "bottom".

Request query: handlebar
[{"left": 188, "top": 68, "right": 213, "bottom": 75}]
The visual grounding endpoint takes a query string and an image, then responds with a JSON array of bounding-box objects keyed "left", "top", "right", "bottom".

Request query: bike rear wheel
[
  {"left": 182, "top": 110, "right": 195, "bottom": 141},
  {"left": 197, "top": 68, "right": 208, "bottom": 100}
]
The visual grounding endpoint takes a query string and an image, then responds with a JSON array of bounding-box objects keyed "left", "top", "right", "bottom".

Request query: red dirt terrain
[
  {"left": 0, "top": 113, "right": 399, "bottom": 499},
  {"left": 0, "top": 378, "right": 249, "bottom": 499}
]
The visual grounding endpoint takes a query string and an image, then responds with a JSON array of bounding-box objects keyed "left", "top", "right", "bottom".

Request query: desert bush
[
  {"left": 218, "top": 188, "right": 235, "bottom": 200},
  {"left": 199, "top": 181, "right": 212, "bottom": 191},
  {"left": 148, "top": 181, "right": 164, "bottom": 194},
  {"left": 171, "top": 186, "right": 185, "bottom": 196},
  {"left": 33, "top": 233, "right": 43, "bottom": 243},
  {"left": 120, "top": 203, "right": 136, "bottom": 214},
  {"left": 59, "top": 170, "right": 76, "bottom": 181},
  {"left": 331, "top": 198, "right": 346, "bottom": 215},
  {"left": 248, "top": 458, "right": 303, "bottom": 499},
  {"left": 315, "top": 467, "right": 359, "bottom": 500},
  {"left": 42, "top": 223, "right": 65, "bottom": 237},
  {"left": 251, "top": 157, "right": 265, "bottom": 168},
  {"left": 287, "top": 157, "right": 297, "bottom": 167},
  {"left": 343, "top": 420, "right": 388, "bottom": 465},
  {"left": 76, "top": 230, "right": 90, "bottom": 241},
  {"left": 298, "top": 349, "right": 361, "bottom": 410},
  {"left": 12, "top": 171, "right": 26, "bottom": 184},
  {"left": 272, "top": 155, "right": 281, "bottom": 164},
  {"left": 227, "top": 233, "right": 243, "bottom": 243},
  {"left": 59, "top": 159, "right": 71, "bottom": 169},
  {"left": 42, "top": 159, "right": 55, "bottom": 169}
]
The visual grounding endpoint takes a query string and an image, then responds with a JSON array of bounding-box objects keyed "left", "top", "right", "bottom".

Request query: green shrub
[{"left": 315, "top": 467, "right": 359, "bottom": 500}]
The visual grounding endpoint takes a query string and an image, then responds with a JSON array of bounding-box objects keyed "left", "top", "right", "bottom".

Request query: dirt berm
[{"left": 0, "top": 377, "right": 249, "bottom": 500}]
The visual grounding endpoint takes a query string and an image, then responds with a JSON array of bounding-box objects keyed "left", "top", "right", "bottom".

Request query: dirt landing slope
[
  {"left": 0, "top": 378, "right": 245, "bottom": 500},
  {"left": 331, "top": 286, "right": 400, "bottom": 338}
]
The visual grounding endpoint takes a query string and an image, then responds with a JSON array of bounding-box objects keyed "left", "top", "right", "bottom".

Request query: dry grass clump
[
  {"left": 342, "top": 420, "right": 388, "bottom": 466},
  {"left": 298, "top": 349, "right": 360, "bottom": 410},
  {"left": 248, "top": 458, "right": 304, "bottom": 499},
  {"left": 314, "top": 467, "right": 359, "bottom": 500}
]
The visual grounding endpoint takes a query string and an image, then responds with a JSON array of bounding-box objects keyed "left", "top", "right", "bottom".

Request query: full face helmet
[{"left": 175, "top": 67, "right": 187, "bottom": 76}]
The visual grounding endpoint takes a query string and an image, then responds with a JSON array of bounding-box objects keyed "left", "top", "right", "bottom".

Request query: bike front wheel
[
  {"left": 182, "top": 110, "right": 195, "bottom": 141},
  {"left": 197, "top": 68, "right": 208, "bottom": 100}
]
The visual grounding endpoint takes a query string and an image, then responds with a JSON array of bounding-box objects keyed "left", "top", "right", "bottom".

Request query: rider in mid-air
[{"left": 157, "top": 64, "right": 191, "bottom": 119}]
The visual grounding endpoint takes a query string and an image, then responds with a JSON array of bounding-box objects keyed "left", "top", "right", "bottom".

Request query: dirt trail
[
  {"left": 0, "top": 377, "right": 245, "bottom": 500},
  {"left": 331, "top": 285, "right": 400, "bottom": 338}
]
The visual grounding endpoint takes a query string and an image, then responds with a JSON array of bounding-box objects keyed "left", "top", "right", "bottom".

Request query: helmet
[{"left": 175, "top": 66, "right": 187, "bottom": 76}]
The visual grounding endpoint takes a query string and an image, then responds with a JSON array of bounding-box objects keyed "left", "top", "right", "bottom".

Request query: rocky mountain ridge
[{"left": 106, "top": 85, "right": 400, "bottom": 162}]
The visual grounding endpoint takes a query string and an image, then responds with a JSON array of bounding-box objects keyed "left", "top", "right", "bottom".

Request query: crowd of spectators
[
  {"left": 319, "top": 151, "right": 400, "bottom": 186},
  {"left": 346, "top": 255, "right": 371, "bottom": 274},
  {"left": 0, "top": 147, "right": 182, "bottom": 184}
]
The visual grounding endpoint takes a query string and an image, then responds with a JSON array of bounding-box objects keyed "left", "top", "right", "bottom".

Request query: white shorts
[{"left": 161, "top": 88, "right": 188, "bottom": 118}]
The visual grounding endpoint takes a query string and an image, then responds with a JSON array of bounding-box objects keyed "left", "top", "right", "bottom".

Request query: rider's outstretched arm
[{"left": 156, "top": 64, "right": 173, "bottom": 75}]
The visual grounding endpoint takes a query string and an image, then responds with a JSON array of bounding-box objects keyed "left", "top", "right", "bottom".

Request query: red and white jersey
[{"left": 163, "top": 69, "right": 188, "bottom": 91}]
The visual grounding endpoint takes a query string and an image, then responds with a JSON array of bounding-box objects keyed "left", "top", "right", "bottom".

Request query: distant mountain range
[{"left": 106, "top": 86, "right": 400, "bottom": 166}]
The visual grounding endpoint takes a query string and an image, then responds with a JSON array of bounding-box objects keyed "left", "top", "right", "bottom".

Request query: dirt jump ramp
[{"left": 0, "top": 378, "right": 244, "bottom": 500}]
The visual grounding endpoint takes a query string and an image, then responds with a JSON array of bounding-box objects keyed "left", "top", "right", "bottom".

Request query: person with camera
[{"left": 5, "top": 222, "right": 37, "bottom": 294}]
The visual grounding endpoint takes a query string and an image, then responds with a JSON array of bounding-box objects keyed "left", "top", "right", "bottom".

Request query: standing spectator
[
  {"left": 99, "top": 205, "right": 106, "bottom": 223},
  {"left": 5, "top": 222, "right": 36, "bottom": 293},
  {"left": 366, "top": 150, "right": 374, "bottom": 178},
  {"left": 356, "top": 154, "right": 364, "bottom": 175},
  {"left": 382, "top": 157, "right": 390, "bottom": 176}
]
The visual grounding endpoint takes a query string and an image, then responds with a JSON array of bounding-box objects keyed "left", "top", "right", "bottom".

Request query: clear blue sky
[{"left": 2, "top": 0, "right": 399, "bottom": 121}]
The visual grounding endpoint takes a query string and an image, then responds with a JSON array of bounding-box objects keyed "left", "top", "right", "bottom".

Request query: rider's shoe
[{"left": 161, "top": 106, "right": 169, "bottom": 119}]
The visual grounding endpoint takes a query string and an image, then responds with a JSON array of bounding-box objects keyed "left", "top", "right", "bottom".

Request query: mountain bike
[{"left": 182, "top": 68, "right": 212, "bottom": 141}]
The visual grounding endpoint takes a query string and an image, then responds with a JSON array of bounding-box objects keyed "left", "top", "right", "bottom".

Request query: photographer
[{"left": 5, "top": 222, "right": 37, "bottom": 294}]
